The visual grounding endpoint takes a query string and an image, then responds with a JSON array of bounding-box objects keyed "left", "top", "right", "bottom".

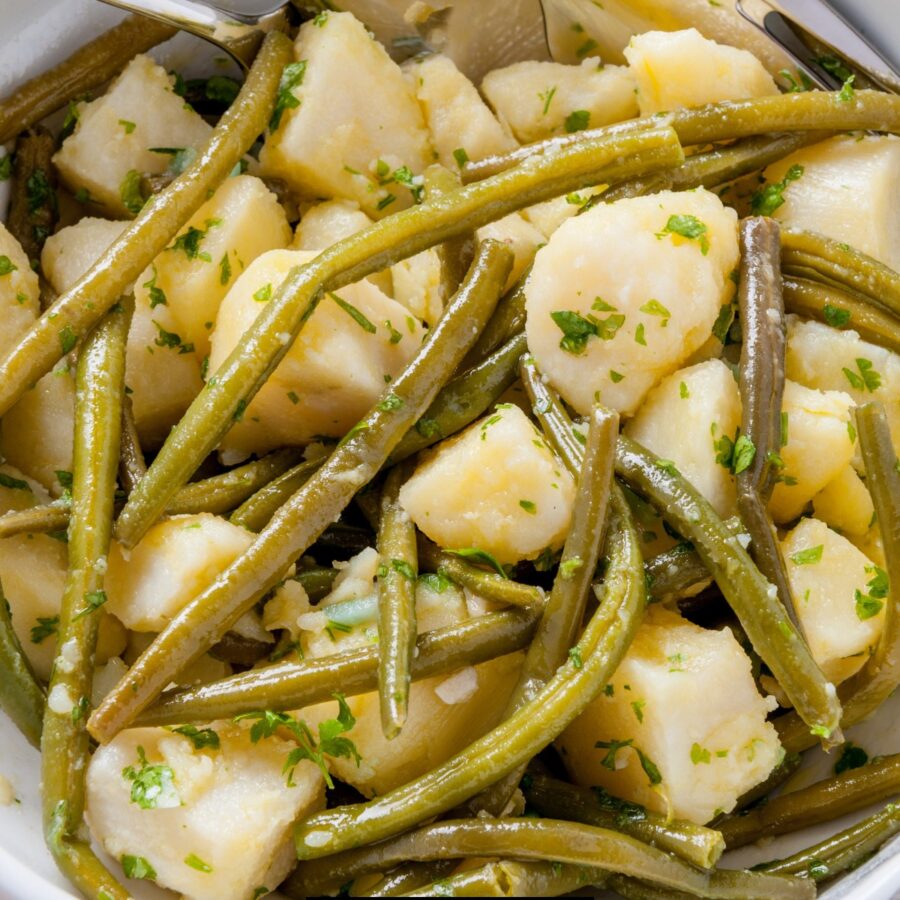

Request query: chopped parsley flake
[
  {"left": 253, "top": 283, "right": 273, "bottom": 303},
  {"left": 634, "top": 323, "right": 647, "bottom": 346},
  {"left": 0, "top": 472, "right": 29, "bottom": 490},
  {"left": 834, "top": 741, "right": 869, "bottom": 775},
  {"left": 383, "top": 319, "right": 403, "bottom": 344},
  {"left": 169, "top": 218, "right": 221, "bottom": 261},
  {"left": 122, "top": 746, "right": 180, "bottom": 809},
  {"left": 538, "top": 86, "right": 557, "bottom": 115},
  {"left": 609, "top": 370, "right": 624, "bottom": 383},
  {"left": 550, "top": 309, "right": 624, "bottom": 354},
  {"left": 143, "top": 266, "right": 167, "bottom": 308},
  {"left": 153, "top": 321, "right": 194, "bottom": 355},
  {"left": 750, "top": 164, "right": 803, "bottom": 217},
  {"left": 121, "top": 855, "right": 157, "bottom": 880},
  {"left": 269, "top": 60, "right": 307, "bottom": 132},
  {"left": 791, "top": 545, "right": 823, "bottom": 566},
  {"left": 732, "top": 435, "right": 756, "bottom": 475},
  {"left": 654, "top": 459, "right": 679, "bottom": 477},
  {"left": 576, "top": 38, "right": 598, "bottom": 58},
  {"left": 445, "top": 547, "right": 508, "bottom": 579},
  {"left": 377, "top": 393, "right": 404, "bottom": 412},
  {"left": 519, "top": 499, "right": 537, "bottom": 514},
  {"left": 452, "top": 147, "right": 469, "bottom": 169},
  {"left": 838, "top": 75, "right": 855, "bottom": 103},
  {"left": 679, "top": 381, "right": 690, "bottom": 399},
  {"left": 568, "top": 646, "right": 583, "bottom": 669},
  {"left": 639, "top": 299, "right": 671, "bottom": 324},
  {"left": 219, "top": 252, "right": 232, "bottom": 285},
  {"left": 73, "top": 589, "right": 107, "bottom": 620},
  {"left": 690, "top": 743, "right": 711, "bottom": 764},
  {"left": 329, "top": 292, "right": 376, "bottom": 333},
  {"left": 559, "top": 557, "right": 584, "bottom": 580},
  {"left": 657, "top": 214, "right": 709, "bottom": 255},
  {"left": 184, "top": 854, "right": 212, "bottom": 873},
  {"left": 711, "top": 303, "right": 734, "bottom": 343},
  {"left": 30, "top": 616, "right": 59, "bottom": 644},
  {"left": 171, "top": 725, "right": 220, "bottom": 750},
  {"left": 59, "top": 326, "right": 77, "bottom": 355},
  {"left": 0, "top": 255, "right": 18, "bottom": 277},
  {"left": 564, "top": 109, "right": 591, "bottom": 133},
  {"left": 596, "top": 738, "right": 662, "bottom": 785},
  {"left": 631, "top": 700, "right": 645, "bottom": 723},
  {"left": 822, "top": 303, "right": 851, "bottom": 328},
  {"left": 118, "top": 119, "right": 136, "bottom": 134},
  {"left": 119, "top": 169, "right": 146, "bottom": 216},
  {"left": 842, "top": 358, "right": 881, "bottom": 393}
]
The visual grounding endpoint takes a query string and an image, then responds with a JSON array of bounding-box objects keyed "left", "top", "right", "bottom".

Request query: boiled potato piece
[
  {"left": 481, "top": 58, "right": 637, "bottom": 144},
  {"left": 405, "top": 53, "right": 516, "bottom": 167},
  {"left": 624, "top": 28, "right": 777, "bottom": 116},
  {"left": 521, "top": 189, "right": 605, "bottom": 241},
  {"left": 762, "top": 135, "right": 900, "bottom": 271},
  {"left": 769, "top": 381, "right": 856, "bottom": 524},
  {"left": 53, "top": 55, "right": 212, "bottom": 218},
  {"left": 0, "top": 222, "right": 39, "bottom": 361},
  {"left": 209, "top": 249, "right": 425, "bottom": 457},
  {"left": 557, "top": 606, "right": 782, "bottom": 824},
  {"left": 624, "top": 359, "right": 741, "bottom": 519},
  {"left": 150, "top": 175, "right": 291, "bottom": 359},
  {"left": 785, "top": 317, "right": 900, "bottom": 449},
  {"left": 390, "top": 248, "right": 445, "bottom": 326},
  {"left": 782, "top": 518, "right": 886, "bottom": 684},
  {"left": 812, "top": 465, "right": 874, "bottom": 538},
  {"left": 525, "top": 188, "right": 739, "bottom": 416},
  {"left": 260, "top": 12, "right": 432, "bottom": 217},
  {"left": 42, "top": 217, "right": 126, "bottom": 293},
  {"left": 86, "top": 724, "right": 324, "bottom": 900},
  {"left": 105, "top": 514, "right": 254, "bottom": 632},
  {"left": 476, "top": 212, "right": 546, "bottom": 293},
  {"left": 399, "top": 403, "right": 576, "bottom": 565}
]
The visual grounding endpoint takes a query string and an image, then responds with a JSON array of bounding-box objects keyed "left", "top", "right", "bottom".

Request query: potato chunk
[
  {"left": 53, "top": 55, "right": 211, "bottom": 218},
  {"left": 525, "top": 188, "right": 738, "bottom": 416},
  {"left": 782, "top": 518, "right": 886, "bottom": 684},
  {"left": 557, "top": 607, "right": 782, "bottom": 824},
  {"left": 260, "top": 12, "right": 432, "bottom": 217},
  {"left": 292, "top": 199, "right": 373, "bottom": 251},
  {"left": 762, "top": 135, "right": 900, "bottom": 271},
  {"left": 481, "top": 59, "right": 637, "bottom": 144},
  {"left": 42, "top": 217, "right": 125, "bottom": 293},
  {"left": 476, "top": 212, "right": 547, "bottom": 293},
  {"left": 624, "top": 28, "right": 778, "bottom": 116},
  {"left": 86, "top": 724, "right": 324, "bottom": 900},
  {"left": 406, "top": 54, "right": 516, "bottom": 166},
  {"left": 812, "top": 465, "right": 874, "bottom": 538},
  {"left": 0, "top": 222, "right": 39, "bottom": 361},
  {"left": 209, "top": 249, "right": 425, "bottom": 457},
  {"left": 769, "top": 381, "right": 856, "bottom": 524},
  {"left": 399, "top": 403, "right": 576, "bottom": 565},
  {"left": 625, "top": 360, "right": 741, "bottom": 519}
]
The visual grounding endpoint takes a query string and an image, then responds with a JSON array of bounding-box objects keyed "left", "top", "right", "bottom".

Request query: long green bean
[
  {"left": 0, "top": 31, "right": 293, "bottom": 422},
  {"left": 0, "top": 14, "right": 177, "bottom": 144},
  {"left": 293, "top": 484, "right": 645, "bottom": 858},
  {"left": 350, "top": 861, "right": 459, "bottom": 897},
  {"left": 41, "top": 300, "right": 131, "bottom": 900},
  {"left": 644, "top": 542, "right": 712, "bottom": 602},
  {"left": 89, "top": 241, "right": 512, "bottom": 742},
  {"left": 114, "top": 127, "right": 684, "bottom": 548},
  {"left": 376, "top": 462, "right": 418, "bottom": 738},
  {"left": 461, "top": 273, "right": 529, "bottom": 368},
  {"left": 117, "top": 393, "right": 146, "bottom": 495},
  {"left": 522, "top": 774, "right": 724, "bottom": 870},
  {"left": 464, "top": 90, "right": 900, "bottom": 182},
  {"left": 229, "top": 456, "right": 323, "bottom": 532},
  {"left": 7, "top": 127, "right": 58, "bottom": 268},
  {"left": 0, "top": 503, "right": 69, "bottom": 540},
  {"left": 720, "top": 752, "right": 900, "bottom": 848},
  {"left": 0, "top": 577, "right": 45, "bottom": 748},
  {"left": 607, "top": 867, "right": 814, "bottom": 900}
]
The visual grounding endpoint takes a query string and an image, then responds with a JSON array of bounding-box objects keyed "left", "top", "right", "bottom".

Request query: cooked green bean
[
  {"left": 389, "top": 332, "right": 527, "bottom": 463},
  {"left": 0, "top": 577, "right": 45, "bottom": 748},
  {"left": 114, "top": 126, "right": 684, "bottom": 548},
  {"left": 376, "top": 462, "right": 418, "bottom": 738},
  {"left": 345, "top": 860, "right": 459, "bottom": 897},
  {"left": 461, "top": 273, "right": 529, "bottom": 368},
  {"left": 89, "top": 241, "right": 512, "bottom": 741},
  {"left": 0, "top": 14, "right": 177, "bottom": 144},
  {"left": 607, "top": 867, "right": 814, "bottom": 900},
  {"left": 229, "top": 456, "right": 324, "bottom": 532},
  {"left": 424, "top": 164, "right": 474, "bottom": 304},
  {"left": 136, "top": 607, "right": 536, "bottom": 726},
  {"left": 522, "top": 774, "right": 724, "bottom": 870},
  {"left": 293, "top": 484, "right": 644, "bottom": 858},
  {"left": 759, "top": 803, "right": 900, "bottom": 881},
  {"left": 0, "top": 31, "right": 293, "bottom": 423},
  {"left": 464, "top": 90, "right": 900, "bottom": 182},
  {"left": 294, "top": 565, "right": 338, "bottom": 602},
  {"left": 720, "top": 752, "right": 900, "bottom": 848},
  {"left": 117, "top": 393, "right": 146, "bottom": 495},
  {"left": 644, "top": 542, "right": 712, "bottom": 602},
  {"left": 7, "top": 127, "right": 58, "bottom": 267},
  {"left": 0, "top": 502, "right": 70, "bottom": 540},
  {"left": 782, "top": 276, "right": 900, "bottom": 355},
  {"left": 41, "top": 300, "right": 131, "bottom": 900}
]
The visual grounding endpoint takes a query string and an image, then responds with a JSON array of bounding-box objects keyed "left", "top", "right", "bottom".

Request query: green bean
[
  {"left": 607, "top": 868, "right": 814, "bottom": 900},
  {"left": 117, "top": 393, "right": 146, "bottom": 495},
  {"left": 464, "top": 90, "right": 900, "bottom": 182},
  {"left": 782, "top": 276, "right": 900, "bottom": 355},
  {"left": 758, "top": 803, "right": 900, "bottom": 881},
  {"left": 41, "top": 300, "right": 131, "bottom": 900},
  {"left": 0, "top": 577, "right": 45, "bottom": 748},
  {"left": 645, "top": 542, "right": 712, "bottom": 602},
  {"left": 89, "top": 241, "right": 512, "bottom": 742},
  {"left": 389, "top": 332, "right": 527, "bottom": 463},
  {"left": 294, "top": 565, "right": 338, "bottom": 603},
  {"left": 292, "top": 817, "right": 810, "bottom": 899},
  {"left": 522, "top": 774, "right": 724, "bottom": 870},
  {"left": 461, "top": 272, "right": 529, "bottom": 368},
  {"left": 114, "top": 126, "right": 684, "bottom": 548},
  {"left": 423, "top": 164, "right": 474, "bottom": 305},
  {"left": 136, "top": 608, "right": 536, "bottom": 726},
  {"left": 720, "top": 752, "right": 900, "bottom": 848},
  {"left": 0, "top": 502, "right": 70, "bottom": 540},
  {"left": 376, "top": 462, "right": 418, "bottom": 738},
  {"left": 343, "top": 860, "right": 459, "bottom": 897},
  {"left": 0, "top": 14, "right": 177, "bottom": 144},
  {"left": 293, "top": 484, "right": 645, "bottom": 858},
  {"left": 730, "top": 751, "right": 803, "bottom": 814},
  {"left": 229, "top": 456, "right": 324, "bottom": 532},
  {"left": 0, "top": 31, "right": 293, "bottom": 423},
  {"left": 7, "top": 127, "right": 58, "bottom": 268}
]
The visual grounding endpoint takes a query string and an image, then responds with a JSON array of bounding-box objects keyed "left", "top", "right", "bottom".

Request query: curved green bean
[
  {"left": 0, "top": 31, "right": 293, "bottom": 423},
  {"left": 294, "top": 565, "right": 338, "bottom": 603},
  {"left": 644, "top": 542, "right": 712, "bottom": 602},
  {"left": 7, "top": 127, "right": 58, "bottom": 267},
  {"left": 117, "top": 394, "right": 146, "bottom": 496},
  {"left": 229, "top": 456, "right": 323, "bottom": 532},
  {"left": 114, "top": 126, "right": 684, "bottom": 548},
  {"left": 461, "top": 273, "right": 529, "bottom": 368},
  {"left": 89, "top": 241, "right": 513, "bottom": 742},
  {"left": 376, "top": 462, "right": 418, "bottom": 738},
  {"left": 136, "top": 608, "right": 537, "bottom": 727},
  {"left": 41, "top": 300, "right": 131, "bottom": 899}
]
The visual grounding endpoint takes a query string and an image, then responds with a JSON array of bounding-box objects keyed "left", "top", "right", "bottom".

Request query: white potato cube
[
  {"left": 812, "top": 465, "right": 874, "bottom": 538},
  {"left": 762, "top": 135, "right": 900, "bottom": 271},
  {"left": 481, "top": 59, "right": 638, "bottom": 144},
  {"left": 405, "top": 54, "right": 516, "bottom": 167},
  {"left": 625, "top": 360, "right": 741, "bottom": 519},
  {"left": 86, "top": 724, "right": 324, "bottom": 900},
  {"left": 42, "top": 217, "right": 126, "bottom": 294},
  {"left": 624, "top": 29, "right": 778, "bottom": 116},
  {"left": 209, "top": 249, "right": 425, "bottom": 457},
  {"left": 769, "top": 381, "right": 856, "bottom": 524},
  {"left": 399, "top": 403, "right": 576, "bottom": 565},
  {"left": 525, "top": 188, "right": 739, "bottom": 416},
  {"left": 105, "top": 514, "right": 254, "bottom": 632},
  {"left": 557, "top": 606, "right": 782, "bottom": 824},
  {"left": 260, "top": 12, "right": 432, "bottom": 217},
  {"left": 476, "top": 212, "right": 546, "bottom": 293},
  {"left": 521, "top": 189, "right": 605, "bottom": 241},
  {"left": 0, "top": 223, "right": 39, "bottom": 361},
  {"left": 53, "top": 55, "right": 212, "bottom": 218},
  {"left": 782, "top": 517, "right": 886, "bottom": 684}
]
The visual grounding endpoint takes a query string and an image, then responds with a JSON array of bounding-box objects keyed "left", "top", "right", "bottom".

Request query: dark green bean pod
[
  {"left": 607, "top": 867, "right": 814, "bottom": 900},
  {"left": 644, "top": 542, "right": 712, "bottom": 602},
  {"left": 423, "top": 164, "right": 474, "bottom": 305},
  {"left": 461, "top": 272, "right": 529, "bottom": 368},
  {"left": 229, "top": 456, "right": 324, "bottom": 532},
  {"left": 117, "top": 394, "right": 147, "bottom": 496},
  {"left": 347, "top": 861, "right": 459, "bottom": 897},
  {"left": 0, "top": 502, "right": 70, "bottom": 540},
  {"left": 7, "top": 127, "right": 58, "bottom": 268},
  {"left": 294, "top": 565, "right": 338, "bottom": 603},
  {"left": 89, "top": 241, "right": 513, "bottom": 742}
]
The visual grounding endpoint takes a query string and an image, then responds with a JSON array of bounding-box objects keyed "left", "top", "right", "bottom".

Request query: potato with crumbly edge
[
  {"left": 812, "top": 465, "right": 875, "bottom": 538},
  {"left": 0, "top": 222, "right": 39, "bottom": 361}
]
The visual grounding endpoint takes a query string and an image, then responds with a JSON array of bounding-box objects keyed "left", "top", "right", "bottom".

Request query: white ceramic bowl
[{"left": 1, "top": 2, "right": 899, "bottom": 898}]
